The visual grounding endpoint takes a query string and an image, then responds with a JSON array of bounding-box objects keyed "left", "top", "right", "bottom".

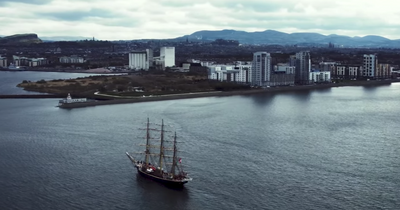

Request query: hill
[
  {"left": 0, "top": 33, "right": 42, "bottom": 45},
  {"left": 176, "top": 29, "right": 400, "bottom": 48}
]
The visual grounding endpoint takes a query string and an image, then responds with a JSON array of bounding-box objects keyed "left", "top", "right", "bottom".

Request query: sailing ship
[{"left": 126, "top": 118, "right": 192, "bottom": 187}]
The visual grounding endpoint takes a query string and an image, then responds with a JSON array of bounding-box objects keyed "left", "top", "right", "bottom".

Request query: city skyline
[{"left": 1, "top": 0, "right": 400, "bottom": 40}]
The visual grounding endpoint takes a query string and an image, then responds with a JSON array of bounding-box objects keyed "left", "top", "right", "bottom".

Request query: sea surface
[{"left": 0, "top": 71, "right": 399, "bottom": 210}]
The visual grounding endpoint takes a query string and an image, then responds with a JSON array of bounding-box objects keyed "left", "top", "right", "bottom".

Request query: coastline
[
  {"left": 58, "top": 79, "right": 400, "bottom": 108},
  {"left": 1, "top": 79, "right": 399, "bottom": 108}
]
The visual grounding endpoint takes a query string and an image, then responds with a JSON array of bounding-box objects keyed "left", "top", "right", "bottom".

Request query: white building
[
  {"left": 128, "top": 49, "right": 153, "bottom": 70},
  {"left": 363, "top": 54, "right": 377, "bottom": 77},
  {"left": 160, "top": 47, "right": 175, "bottom": 69},
  {"left": 310, "top": 70, "right": 331, "bottom": 83},
  {"left": 59, "top": 56, "right": 85, "bottom": 64},
  {"left": 208, "top": 63, "right": 252, "bottom": 83},
  {"left": 252, "top": 52, "right": 271, "bottom": 86}
]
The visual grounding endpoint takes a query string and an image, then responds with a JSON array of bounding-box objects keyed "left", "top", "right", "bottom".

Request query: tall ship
[{"left": 126, "top": 118, "right": 192, "bottom": 187}]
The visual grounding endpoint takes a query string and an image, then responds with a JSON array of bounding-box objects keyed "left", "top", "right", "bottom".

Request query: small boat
[
  {"left": 8, "top": 63, "right": 24, "bottom": 70},
  {"left": 126, "top": 118, "right": 192, "bottom": 187}
]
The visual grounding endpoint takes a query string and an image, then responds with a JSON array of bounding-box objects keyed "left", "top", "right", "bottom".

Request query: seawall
[
  {"left": 1, "top": 79, "right": 399, "bottom": 108},
  {"left": 58, "top": 79, "right": 400, "bottom": 109}
]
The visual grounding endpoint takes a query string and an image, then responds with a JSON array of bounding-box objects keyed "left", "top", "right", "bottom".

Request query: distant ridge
[
  {"left": 0, "top": 33, "right": 42, "bottom": 44},
  {"left": 176, "top": 29, "right": 400, "bottom": 48},
  {"left": 40, "top": 36, "right": 93, "bottom": 42}
]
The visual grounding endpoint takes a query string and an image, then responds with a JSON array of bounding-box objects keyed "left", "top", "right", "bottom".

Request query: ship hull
[{"left": 136, "top": 167, "right": 188, "bottom": 187}]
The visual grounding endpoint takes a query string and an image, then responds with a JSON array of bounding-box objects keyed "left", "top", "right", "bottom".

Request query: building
[
  {"left": 12, "top": 55, "right": 48, "bottom": 67},
  {"left": 59, "top": 55, "right": 85, "bottom": 64},
  {"left": 295, "top": 51, "right": 311, "bottom": 85},
  {"left": 160, "top": 47, "right": 175, "bottom": 69},
  {"left": 29, "top": 58, "right": 48, "bottom": 67},
  {"left": 335, "top": 65, "right": 360, "bottom": 79},
  {"left": 289, "top": 55, "right": 296, "bottom": 67},
  {"left": 252, "top": 52, "right": 271, "bottom": 86},
  {"left": 310, "top": 70, "right": 331, "bottom": 83},
  {"left": 275, "top": 63, "right": 295, "bottom": 74},
  {"left": 362, "top": 54, "right": 377, "bottom": 78},
  {"left": 319, "top": 62, "right": 339, "bottom": 78},
  {"left": 376, "top": 64, "right": 392, "bottom": 79},
  {"left": 128, "top": 49, "right": 153, "bottom": 70},
  {"left": 207, "top": 62, "right": 252, "bottom": 84},
  {"left": 0, "top": 56, "right": 7, "bottom": 67},
  {"left": 13, "top": 55, "right": 30, "bottom": 66}
]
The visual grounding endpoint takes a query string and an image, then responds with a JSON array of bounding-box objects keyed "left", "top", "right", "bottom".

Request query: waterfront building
[
  {"left": 252, "top": 52, "right": 271, "bottom": 86},
  {"left": 362, "top": 54, "right": 378, "bottom": 78},
  {"left": 376, "top": 64, "right": 392, "bottom": 79},
  {"left": 335, "top": 65, "right": 361, "bottom": 79},
  {"left": 295, "top": 51, "right": 311, "bottom": 85},
  {"left": 128, "top": 49, "right": 153, "bottom": 70},
  {"left": 309, "top": 70, "right": 331, "bottom": 83},
  {"left": 59, "top": 55, "right": 85, "bottom": 64},
  {"left": 0, "top": 56, "right": 7, "bottom": 67},
  {"left": 207, "top": 63, "right": 252, "bottom": 84},
  {"left": 29, "top": 58, "right": 48, "bottom": 67},
  {"left": 275, "top": 63, "right": 295, "bottom": 74},
  {"left": 12, "top": 55, "right": 48, "bottom": 67},
  {"left": 319, "top": 62, "right": 339, "bottom": 78},
  {"left": 160, "top": 47, "right": 175, "bottom": 69}
]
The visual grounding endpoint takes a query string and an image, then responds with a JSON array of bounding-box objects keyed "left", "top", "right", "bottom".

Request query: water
[
  {"left": 0, "top": 72, "right": 399, "bottom": 210},
  {"left": 0, "top": 71, "right": 111, "bottom": 94}
]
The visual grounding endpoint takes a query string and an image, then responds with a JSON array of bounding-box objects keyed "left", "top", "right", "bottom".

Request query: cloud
[{"left": 1, "top": 0, "right": 400, "bottom": 40}]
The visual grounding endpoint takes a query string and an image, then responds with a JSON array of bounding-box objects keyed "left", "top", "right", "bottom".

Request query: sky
[{"left": 1, "top": 0, "right": 400, "bottom": 40}]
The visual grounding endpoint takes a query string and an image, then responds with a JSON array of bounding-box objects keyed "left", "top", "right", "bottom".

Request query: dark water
[
  {"left": 0, "top": 71, "right": 109, "bottom": 94},
  {"left": 0, "top": 72, "right": 399, "bottom": 210}
]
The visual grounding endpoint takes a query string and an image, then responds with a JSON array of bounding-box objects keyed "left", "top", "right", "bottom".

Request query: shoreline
[
  {"left": 1, "top": 79, "right": 399, "bottom": 108},
  {"left": 0, "top": 69, "right": 129, "bottom": 74}
]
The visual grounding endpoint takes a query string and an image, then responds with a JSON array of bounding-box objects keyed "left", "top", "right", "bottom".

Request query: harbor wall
[
  {"left": 1, "top": 79, "right": 399, "bottom": 108},
  {"left": 58, "top": 79, "right": 400, "bottom": 109}
]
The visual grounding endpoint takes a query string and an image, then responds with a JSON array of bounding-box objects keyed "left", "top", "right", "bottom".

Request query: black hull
[{"left": 137, "top": 168, "right": 188, "bottom": 187}]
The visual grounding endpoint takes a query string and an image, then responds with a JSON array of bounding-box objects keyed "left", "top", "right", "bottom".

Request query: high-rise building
[
  {"left": 128, "top": 49, "right": 153, "bottom": 70},
  {"left": 295, "top": 51, "right": 311, "bottom": 85},
  {"left": 362, "top": 54, "right": 378, "bottom": 78},
  {"left": 251, "top": 52, "right": 271, "bottom": 86},
  {"left": 160, "top": 47, "right": 175, "bottom": 69}
]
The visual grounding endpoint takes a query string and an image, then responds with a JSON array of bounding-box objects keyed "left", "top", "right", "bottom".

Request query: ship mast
[
  {"left": 158, "top": 119, "right": 165, "bottom": 169},
  {"left": 145, "top": 118, "right": 150, "bottom": 165},
  {"left": 171, "top": 131, "right": 177, "bottom": 175}
]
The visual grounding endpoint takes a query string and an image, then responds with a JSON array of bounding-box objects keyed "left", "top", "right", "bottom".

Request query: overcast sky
[{"left": 1, "top": 0, "right": 399, "bottom": 40}]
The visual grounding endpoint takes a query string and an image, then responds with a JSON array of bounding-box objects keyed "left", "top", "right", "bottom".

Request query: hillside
[
  {"left": 177, "top": 29, "right": 400, "bottom": 48},
  {"left": 0, "top": 33, "right": 42, "bottom": 45}
]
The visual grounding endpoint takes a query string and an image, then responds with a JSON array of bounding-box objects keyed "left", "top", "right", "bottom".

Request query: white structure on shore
[
  {"left": 160, "top": 47, "right": 175, "bottom": 68},
  {"left": 129, "top": 49, "right": 153, "bottom": 71}
]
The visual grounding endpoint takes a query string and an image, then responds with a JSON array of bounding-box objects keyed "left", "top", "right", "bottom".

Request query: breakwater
[
  {"left": 1, "top": 79, "right": 398, "bottom": 108},
  {"left": 58, "top": 79, "right": 399, "bottom": 109}
]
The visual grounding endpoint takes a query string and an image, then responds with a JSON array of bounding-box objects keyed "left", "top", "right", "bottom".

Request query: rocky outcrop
[{"left": 0, "top": 33, "right": 42, "bottom": 45}]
